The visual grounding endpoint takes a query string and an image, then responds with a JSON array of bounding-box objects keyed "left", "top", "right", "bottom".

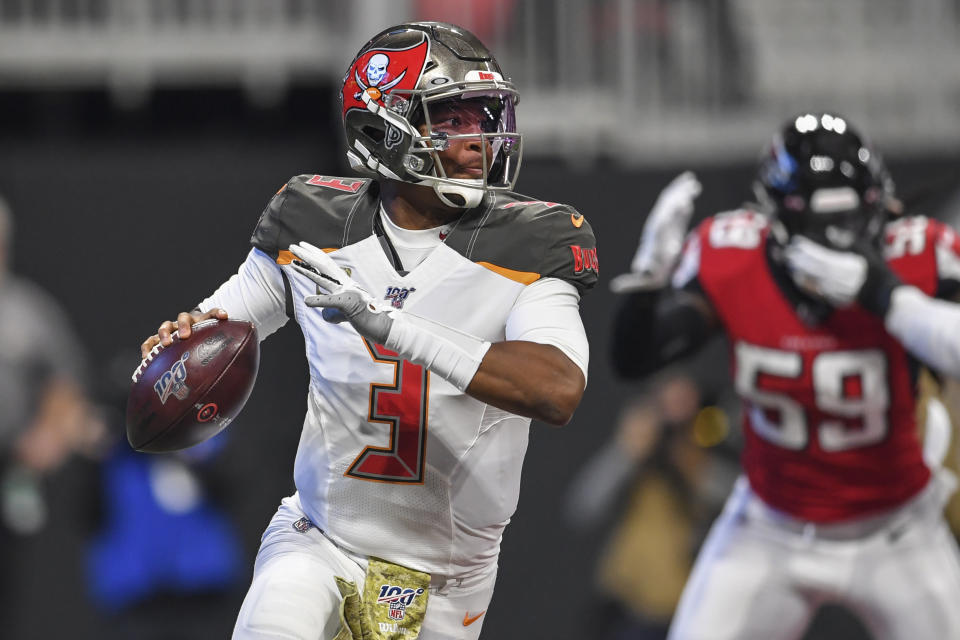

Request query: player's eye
[{"left": 434, "top": 115, "right": 465, "bottom": 132}]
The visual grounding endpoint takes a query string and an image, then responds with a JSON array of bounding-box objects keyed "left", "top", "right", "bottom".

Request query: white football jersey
[{"left": 200, "top": 175, "right": 597, "bottom": 579}]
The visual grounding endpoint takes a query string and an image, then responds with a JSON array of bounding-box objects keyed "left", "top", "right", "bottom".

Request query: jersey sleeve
[
  {"left": 505, "top": 277, "right": 589, "bottom": 383},
  {"left": 250, "top": 181, "right": 295, "bottom": 260},
  {"left": 250, "top": 175, "right": 377, "bottom": 261},
  {"left": 538, "top": 208, "right": 599, "bottom": 296},
  {"left": 197, "top": 248, "right": 289, "bottom": 341},
  {"left": 448, "top": 198, "right": 599, "bottom": 296}
]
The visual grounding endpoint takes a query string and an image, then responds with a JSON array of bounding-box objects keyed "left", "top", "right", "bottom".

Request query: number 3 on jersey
[
  {"left": 735, "top": 342, "right": 889, "bottom": 452},
  {"left": 346, "top": 339, "right": 429, "bottom": 483}
]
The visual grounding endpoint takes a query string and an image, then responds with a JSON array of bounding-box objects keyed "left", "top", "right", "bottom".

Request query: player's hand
[
  {"left": 610, "top": 171, "right": 702, "bottom": 293},
  {"left": 140, "top": 308, "right": 228, "bottom": 359},
  {"left": 288, "top": 242, "right": 395, "bottom": 344},
  {"left": 784, "top": 236, "right": 902, "bottom": 314}
]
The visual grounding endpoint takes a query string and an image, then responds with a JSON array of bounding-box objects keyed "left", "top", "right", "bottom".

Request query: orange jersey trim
[
  {"left": 476, "top": 262, "right": 540, "bottom": 285},
  {"left": 276, "top": 248, "right": 336, "bottom": 265}
]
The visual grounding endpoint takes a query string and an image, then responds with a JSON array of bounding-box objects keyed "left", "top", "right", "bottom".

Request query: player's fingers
[
  {"left": 321, "top": 308, "right": 349, "bottom": 324},
  {"left": 305, "top": 291, "right": 369, "bottom": 317},
  {"left": 157, "top": 320, "right": 178, "bottom": 347},
  {"left": 677, "top": 170, "right": 702, "bottom": 197},
  {"left": 291, "top": 262, "right": 338, "bottom": 292},
  {"left": 303, "top": 293, "right": 338, "bottom": 308},
  {"left": 290, "top": 243, "right": 346, "bottom": 284},
  {"left": 176, "top": 311, "right": 197, "bottom": 339},
  {"left": 194, "top": 307, "right": 227, "bottom": 320},
  {"left": 140, "top": 335, "right": 160, "bottom": 359}
]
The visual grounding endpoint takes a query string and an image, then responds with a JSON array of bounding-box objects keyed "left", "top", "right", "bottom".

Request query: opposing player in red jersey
[{"left": 611, "top": 113, "right": 960, "bottom": 640}]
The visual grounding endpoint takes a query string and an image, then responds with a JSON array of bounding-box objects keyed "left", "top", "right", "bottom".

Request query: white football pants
[
  {"left": 668, "top": 471, "right": 960, "bottom": 640},
  {"left": 232, "top": 493, "right": 497, "bottom": 640}
]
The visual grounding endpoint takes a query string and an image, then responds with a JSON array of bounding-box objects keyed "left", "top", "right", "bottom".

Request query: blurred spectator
[
  {"left": 0, "top": 194, "right": 104, "bottom": 627},
  {"left": 565, "top": 370, "right": 738, "bottom": 640}
]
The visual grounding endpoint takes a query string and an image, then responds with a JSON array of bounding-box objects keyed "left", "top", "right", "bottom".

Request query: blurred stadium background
[{"left": 0, "top": 1, "right": 959, "bottom": 638}]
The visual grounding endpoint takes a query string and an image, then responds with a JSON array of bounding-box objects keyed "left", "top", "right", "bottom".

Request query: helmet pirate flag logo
[{"left": 342, "top": 38, "right": 430, "bottom": 119}]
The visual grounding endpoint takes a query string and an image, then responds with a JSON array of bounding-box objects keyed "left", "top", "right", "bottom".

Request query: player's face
[{"left": 420, "top": 98, "right": 500, "bottom": 180}]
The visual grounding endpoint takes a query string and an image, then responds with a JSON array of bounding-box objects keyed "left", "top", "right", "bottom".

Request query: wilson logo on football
[
  {"left": 154, "top": 352, "right": 191, "bottom": 404},
  {"left": 196, "top": 333, "right": 235, "bottom": 365}
]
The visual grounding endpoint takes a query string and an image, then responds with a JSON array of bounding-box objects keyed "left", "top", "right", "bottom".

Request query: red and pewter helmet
[{"left": 341, "top": 22, "right": 522, "bottom": 208}]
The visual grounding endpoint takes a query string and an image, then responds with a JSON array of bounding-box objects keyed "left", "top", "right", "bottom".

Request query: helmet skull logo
[{"left": 355, "top": 52, "right": 406, "bottom": 103}]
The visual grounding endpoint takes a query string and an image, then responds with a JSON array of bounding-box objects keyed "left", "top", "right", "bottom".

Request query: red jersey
[{"left": 679, "top": 211, "right": 960, "bottom": 522}]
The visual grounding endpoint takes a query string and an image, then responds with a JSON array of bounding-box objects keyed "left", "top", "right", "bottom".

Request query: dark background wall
[{"left": 1, "top": 88, "right": 959, "bottom": 639}]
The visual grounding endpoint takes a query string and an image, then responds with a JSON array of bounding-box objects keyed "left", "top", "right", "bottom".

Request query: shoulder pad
[
  {"left": 697, "top": 209, "right": 770, "bottom": 251},
  {"left": 250, "top": 175, "right": 379, "bottom": 262},
  {"left": 883, "top": 215, "right": 949, "bottom": 295},
  {"left": 884, "top": 215, "right": 935, "bottom": 260},
  {"left": 445, "top": 193, "right": 598, "bottom": 294}
]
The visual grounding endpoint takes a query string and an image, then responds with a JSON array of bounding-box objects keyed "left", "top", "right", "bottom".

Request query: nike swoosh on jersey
[
  {"left": 463, "top": 611, "right": 486, "bottom": 626},
  {"left": 571, "top": 213, "right": 585, "bottom": 228}
]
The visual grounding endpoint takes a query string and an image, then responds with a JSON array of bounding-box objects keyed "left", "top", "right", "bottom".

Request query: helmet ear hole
[{"left": 362, "top": 125, "right": 385, "bottom": 144}]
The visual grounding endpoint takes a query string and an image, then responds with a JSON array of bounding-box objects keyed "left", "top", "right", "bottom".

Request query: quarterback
[
  {"left": 611, "top": 113, "right": 960, "bottom": 639},
  {"left": 140, "top": 22, "right": 597, "bottom": 640}
]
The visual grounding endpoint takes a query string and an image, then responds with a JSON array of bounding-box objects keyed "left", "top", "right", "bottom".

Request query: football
[{"left": 126, "top": 319, "right": 260, "bottom": 453}]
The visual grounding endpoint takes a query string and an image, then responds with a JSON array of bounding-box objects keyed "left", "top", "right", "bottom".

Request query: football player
[
  {"left": 138, "top": 22, "right": 597, "bottom": 640},
  {"left": 611, "top": 113, "right": 960, "bottom": 640}
]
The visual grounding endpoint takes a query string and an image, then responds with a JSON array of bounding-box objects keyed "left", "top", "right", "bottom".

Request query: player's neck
[{"left": 380, "top": 181, "right": 464, "bottom": 230}]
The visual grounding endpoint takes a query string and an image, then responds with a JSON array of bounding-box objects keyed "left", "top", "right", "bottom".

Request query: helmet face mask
[
  {"left": 755, "top": 112, "right": 895, "bottom": 250},
  {"left": 341, "top": 22, "right": 522, "bottom": 208}
]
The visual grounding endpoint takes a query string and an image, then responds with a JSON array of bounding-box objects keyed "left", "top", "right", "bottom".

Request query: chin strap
[{"left": 431, "top": 179, "right": 485, "bottom": 209}]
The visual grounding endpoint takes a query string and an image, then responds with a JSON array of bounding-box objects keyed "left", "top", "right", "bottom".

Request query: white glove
[
  {"left": 289, "top": 242, "right": 396, "bottom": 344},
  {"left": 783, "top": 236, "right": 867, "bottom": 308},
  {"left": 610, "top": 171, "right": 702, "bottom": 293},
  {"left": 289, "top": 241, "right": 489, "bottom": 391}
]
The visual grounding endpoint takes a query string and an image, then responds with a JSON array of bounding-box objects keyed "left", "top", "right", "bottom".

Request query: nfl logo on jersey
[
  {"left": 384, "top": 286, "right": 416, "bottom": 309},
  {"left": 291, "top": 517, "right": 314, "bottom": 533},
  {"left": 388, "top": 602, "right": 406, "bottom": 620}
]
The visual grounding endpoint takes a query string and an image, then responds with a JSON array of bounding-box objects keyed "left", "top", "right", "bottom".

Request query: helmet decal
[
  {"left": 340, "top": 22, "right": 523, "bottom": 208},
  {"left": 342, "top": 37, "right": 430, "bottom": 120}
]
